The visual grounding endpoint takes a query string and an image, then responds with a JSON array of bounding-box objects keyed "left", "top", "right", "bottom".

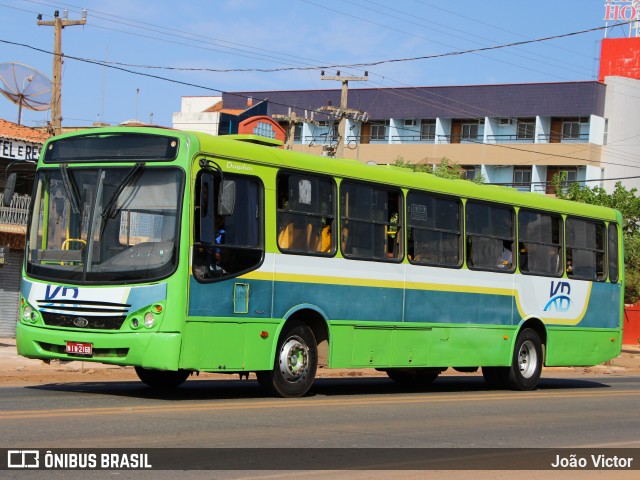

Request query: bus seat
[
  {"left": 278, "top": 223, "right": 293, "bottom": 249},
  {"left": 319, "top": 225, "right": 331, "bottom": 252}
]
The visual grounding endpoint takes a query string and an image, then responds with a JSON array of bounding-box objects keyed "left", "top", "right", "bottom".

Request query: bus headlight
[
  {"left": 23, "top": 306, "right": 34, "bottom": 322},
  {"left": 143, "top": 312, "right": 155, "bottom": 328}
]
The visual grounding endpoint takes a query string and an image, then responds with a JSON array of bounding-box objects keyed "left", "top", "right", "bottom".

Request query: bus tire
[
  {"left": 134, "top": 367, "right": 190, "bottom": 389},
  {"left": 386, "top": 368, "right": 440, "bottom": 386},
  {"left": 504, "top": 328, "right": 543, "bottom": 391},
  {"left": 256, "top": 321, "right": 317, "bottom": 398}
]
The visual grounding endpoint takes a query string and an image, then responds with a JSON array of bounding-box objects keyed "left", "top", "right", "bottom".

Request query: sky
[{"left": 0, "top": 0, "right": 630, "bottom": 129}]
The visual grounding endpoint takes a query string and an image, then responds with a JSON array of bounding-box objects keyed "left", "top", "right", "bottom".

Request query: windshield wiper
[
  {"left": 59, "top": 164, "right": 81, "bottom": 214},
  {"left": 101, "top": 162, "right": 145, "bottom": 219}
]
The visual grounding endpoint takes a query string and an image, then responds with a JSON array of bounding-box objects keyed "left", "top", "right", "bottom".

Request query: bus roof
[
  {"left": 190, "top": 130, "right": 620, "bottom": 223},
  {"left": 42, "top": 126, "right": 620, "bottom": 223}
]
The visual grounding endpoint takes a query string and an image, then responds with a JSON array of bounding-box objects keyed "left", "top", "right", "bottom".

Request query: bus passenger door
[{"left": 185, "top": 169, "right": 270, "bottom": 371}]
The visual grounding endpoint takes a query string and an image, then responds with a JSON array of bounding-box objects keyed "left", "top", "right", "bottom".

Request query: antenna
[{"left": 0, "top": 62, "right": 52, "bottom": 125}]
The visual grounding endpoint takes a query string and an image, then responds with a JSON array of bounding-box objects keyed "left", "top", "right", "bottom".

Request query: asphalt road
[
  {"left": 2, "top": 375, "right": 639, "bottom": 479},
  {"left": 1, "top": 374, "right": 639, "bottom": 449}
]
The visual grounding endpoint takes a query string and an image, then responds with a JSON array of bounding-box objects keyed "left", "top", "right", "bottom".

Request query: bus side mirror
[
  {"left": 2, "top": 172, "right": 16, "bottom": 207},
  {"left": 218, "top": 180, "right": 236, "bottom": 216}
]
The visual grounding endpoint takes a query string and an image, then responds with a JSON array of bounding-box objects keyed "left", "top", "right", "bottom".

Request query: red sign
[{"left": 604, "top": 1, "right": 640, "bottom": 21}]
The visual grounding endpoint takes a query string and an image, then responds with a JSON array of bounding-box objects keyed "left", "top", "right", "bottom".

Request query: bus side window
[
  {"left": 277, "top": 173, "right": 335, "bottom": 255},
  {"left": 518, "top": 209, "right": 562, "bottom": 277},
  {"left": 566, "top": 217, "right": 605, "bottom": 281},
  {"left": 197, "top": 173, "right": 215, "bottom": 244},
  {"left": 407, "top": 191, "right": 461, "bottom": 267},
  {"left": 466, "top": 201, "right": 515, "bottom": 272},
  {"left": 340, "top": 182, "right": 402, "bottom": 261},
  {"left": 608, "top": 223, "right": 619, "bottom": 283},
  {"left": 193, "top": 173, "right": 263, "bottom": 282}
]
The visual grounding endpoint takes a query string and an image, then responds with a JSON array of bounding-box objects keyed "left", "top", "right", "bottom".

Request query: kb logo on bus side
[{"left": 544, "top": 281, "right": 572, "bottom": 312}]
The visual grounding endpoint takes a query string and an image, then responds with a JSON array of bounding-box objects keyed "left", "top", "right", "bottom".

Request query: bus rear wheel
[
  {"left": 505, "top": 328, "right": 543, "bottom": 390},
  {"left": 134, "top": 367, "right": 191, "bottom": 389},
  {"left": 256, "top": 321, "right": 317, "bottom": 398},
  {"left": 482, "top": 329, "right": 542, "bottom": 390}
]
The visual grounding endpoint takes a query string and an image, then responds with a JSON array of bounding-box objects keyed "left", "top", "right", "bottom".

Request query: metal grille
[
  {"left": 37, "top": 299, "right": 131, "bottom": 330},
  {"left": 41, "top": 312, "right": 127, "bottom": 330}
]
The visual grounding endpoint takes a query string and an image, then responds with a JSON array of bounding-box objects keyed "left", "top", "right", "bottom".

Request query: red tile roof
[{"left": 0, "top": 119, "right": 50, "bottom": 144}]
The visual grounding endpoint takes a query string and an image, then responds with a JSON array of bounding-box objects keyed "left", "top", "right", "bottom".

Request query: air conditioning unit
[{"left": 499, "top": 118, "right": 514, "bottom": 125}]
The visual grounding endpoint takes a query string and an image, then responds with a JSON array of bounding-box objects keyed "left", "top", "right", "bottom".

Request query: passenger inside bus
[{"left": 498, "top": 241, "right": 512, "bottom": 269}]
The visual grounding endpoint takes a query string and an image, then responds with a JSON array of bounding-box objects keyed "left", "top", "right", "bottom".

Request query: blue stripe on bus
[{"left": 188, "top": 275, "right": 620, "bottom": 329}]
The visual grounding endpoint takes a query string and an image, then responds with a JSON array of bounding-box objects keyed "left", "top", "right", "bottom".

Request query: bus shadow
[{"left": 25, "top": 374, "right": 612, "bottom": 401}]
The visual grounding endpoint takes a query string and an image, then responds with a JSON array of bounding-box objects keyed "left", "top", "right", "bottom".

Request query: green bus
[{"left": 11, "top": 126, "right": 623, "bottom": 397}]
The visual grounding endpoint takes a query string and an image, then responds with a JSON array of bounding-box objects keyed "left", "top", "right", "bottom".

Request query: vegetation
[
  {"left": 394, "top": 157, "right": 485, "bottom": 183},
  {"left": 553, "top": 174, "right": 640, "bottom": 304}
]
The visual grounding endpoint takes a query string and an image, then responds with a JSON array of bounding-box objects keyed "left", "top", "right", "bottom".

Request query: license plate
[{"left": 65, "top": 341, "right": 93, "bottom": 356}]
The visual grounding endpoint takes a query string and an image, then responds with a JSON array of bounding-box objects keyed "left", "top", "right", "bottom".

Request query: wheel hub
[
  {"left": 278, "top": 337, "right": 309, "bottom": 382},
  {"left": 518, "top": 339, "right": 538, "bottom": 379}
]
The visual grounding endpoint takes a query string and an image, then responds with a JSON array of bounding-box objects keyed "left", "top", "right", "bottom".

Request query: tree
[
  {"left": 553, "top": 174, "right": 640, "bottom": 303},
  {"left": 394, "top": 157, "right": 485, "bottom": 183}
]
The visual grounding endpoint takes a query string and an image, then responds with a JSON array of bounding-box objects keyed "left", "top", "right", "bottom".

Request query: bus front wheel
[
  {"left": 256, "top": 321, "right": 318, "bottom": 398},
  {"left": 134, "top": 366, "right": 191, "bottom": 389}
]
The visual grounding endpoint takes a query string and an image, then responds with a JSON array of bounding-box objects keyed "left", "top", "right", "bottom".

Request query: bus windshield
[{"left": 26, "top": 166, "right": 183, "bottom": 284}]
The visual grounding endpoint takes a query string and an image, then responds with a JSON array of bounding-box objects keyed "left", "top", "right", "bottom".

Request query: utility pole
[
  {"left": 273, "top": 110, "right": 317, "bottom": 150},
  {"left": 320, "top": 70, "right": 368, "bottom": 158},
  {"left": 38, "top": 9, "right": 87, "bottom": 135}
]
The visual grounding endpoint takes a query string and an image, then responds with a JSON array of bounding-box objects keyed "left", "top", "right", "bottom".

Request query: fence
[{"left": 0, "top": 193, "right": 31, "bottom": 233}]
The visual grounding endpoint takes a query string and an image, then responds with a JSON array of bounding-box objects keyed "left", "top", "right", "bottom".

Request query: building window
[
  {"left": 420, "top": 120, "right": 436, "bottom": 141},
  {"left": 516, "top": 118, "right": 535, "bottom": 140},
  {"left": 460, "top": 165, "right": 480, "bottom": 181},
  {"left": 513, "top": 167, "right": 532, "bottom": 191},
  {"left": 461, "top": 123, "right": 478, "bottom": 141},
  {"left": 370, "top": 121, "right": 389, "bottom": 141},
  {"left": 293, "top": 124, "right": 302, "bottom": 142},
  {"left": 562, "top": 121, "right": 581, "bottom": 140}
]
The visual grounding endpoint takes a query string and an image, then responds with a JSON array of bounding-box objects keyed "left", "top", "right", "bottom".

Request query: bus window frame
[
  {"left": 608, "top": 222, "right": 620, "bottom": 284},
  {"left": 340, "top": 180, "right": 404, "bottom": 263},
  {"left": 465, "top": 199, "right": 516, "bottom": 273},
  {"left": 565, "top": 215, "right": 607, "bottom": 282},
  {"left": 406, "top": 189, "right": 463, "bottom": 269},
  {"left": 517, "top": 208, "right": 564, "bottom": 278},
  {"left": 275, "top": 170, "right": 337, "bottom": 257},
  {"left": 192, "top": 170, "right": 265, "bottom": 283}
]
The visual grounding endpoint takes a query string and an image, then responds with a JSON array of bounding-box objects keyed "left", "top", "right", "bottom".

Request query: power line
[
  {"left": 31, "top": 20, "right": 631, "bottom": 74},
  {"left": 3, "top": 33, "right": 638, "bottom": 170}
]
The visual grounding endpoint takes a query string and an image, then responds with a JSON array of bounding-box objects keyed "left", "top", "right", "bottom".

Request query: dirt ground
[{"left": 1, "top": 337, "right": 639, "bottom": 387}]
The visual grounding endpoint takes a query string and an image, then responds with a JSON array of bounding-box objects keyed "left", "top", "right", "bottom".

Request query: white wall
[
  {"left": 172, "top": 96, "right": 222, "bottom": 135},
  {"left": 602, "top": 76, "right": 640, "bottom": 192}
]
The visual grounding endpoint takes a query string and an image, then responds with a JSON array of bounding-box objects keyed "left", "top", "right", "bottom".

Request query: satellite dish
[{"left": 0, "top": 62, "right": 52, "bottom": 125}]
